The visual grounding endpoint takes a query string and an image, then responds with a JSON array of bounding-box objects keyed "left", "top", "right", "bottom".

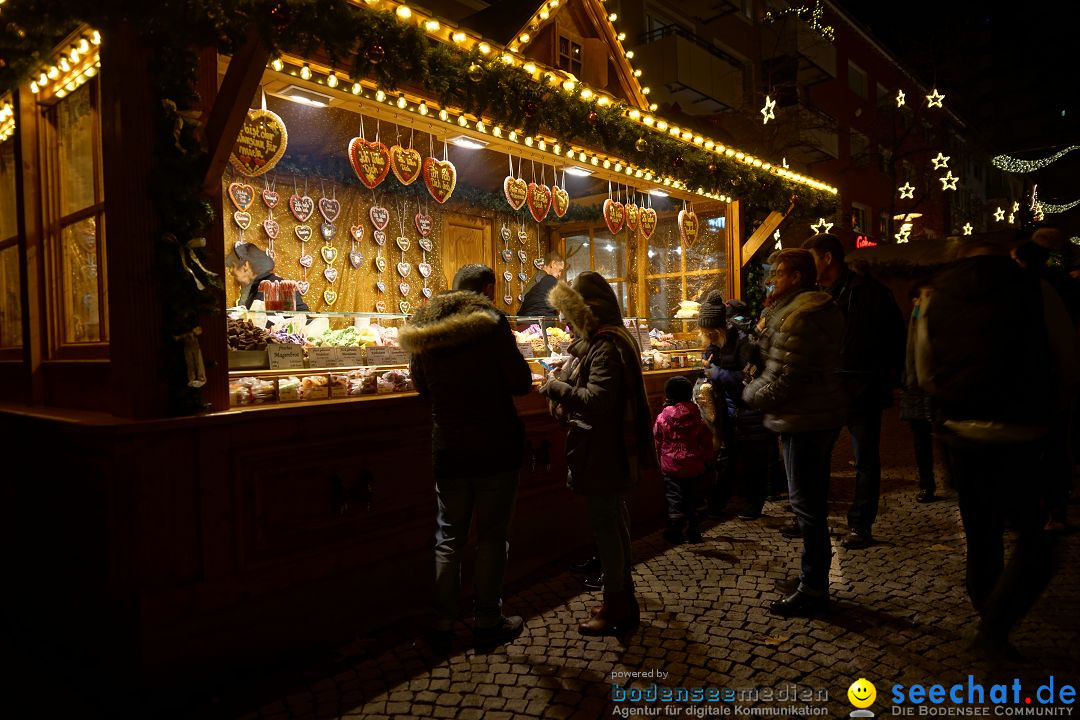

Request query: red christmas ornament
[{"left": 366, "top": 44, "right": 386, "bottom": 64}]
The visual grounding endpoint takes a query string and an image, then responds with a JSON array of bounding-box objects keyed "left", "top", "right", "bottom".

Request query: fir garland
[{"left": 0, "top": 0, "right": 836, "bottom": 414}]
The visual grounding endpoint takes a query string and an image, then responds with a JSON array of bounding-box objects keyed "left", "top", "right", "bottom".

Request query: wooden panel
[{"left": 441, "top": 212, "right": 492, "bottom": 288}]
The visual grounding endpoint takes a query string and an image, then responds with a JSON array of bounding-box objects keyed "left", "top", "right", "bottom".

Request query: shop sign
[
  {"left": 267, "top": 343, "right": 305, "bottom": 369},
  {"left": 366, "top": 346, "right": 409, "bottom": 366}
]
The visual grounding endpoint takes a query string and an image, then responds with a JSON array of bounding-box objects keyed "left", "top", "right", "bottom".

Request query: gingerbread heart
[
  {"left": 517, "top": 292, "right": 523, "bottom": 302},
  {"left": 625, "top": 203, "right": 640, "bottom": 232},
  {"left": 639, "top": 208, "right": 658, "bottom": 240},
  {"left": 376, "top": 280, "right": 387, "bottom": 293},
  {"left": 503, "top": 296, "right": 513, "bottom": 306},
  {"left": 679, "top": 209, "right": 700, "bottom": 248},
  {"left": 295, "top": 224, "right": 313, "bottom": 242},
  {"left": 414, "top": 213, "right": 433, "bottom": 238},
  {"left": 518, "top": 250, "right": 528, "bottom": 263},
  {"left": 518, "top": 229, "right": 528, "bottom": 244},
  {"left": 399, "top": 300, "right": 412, "bottom": 314},
  {"left": 399, "top": 282, "right": 410, "bottom": 297},
  {"left": 422, "top": 287, "right": 433, "bottom": 299},
  {"left": 375, "top": 300, "right": 387, "bottom": 313},
  {"left": 503, "top": 271, "right": 513, "bottom": 282},
  {"left": 395, "top": 236, "right": 410, "bottom": 253},
  {"left": 533, "top": 258, "right": 545, "bottom": 269},
  {"left": 324, "top": 266, "right": 339, "bottom": 284},
  {"left": 289, "top": 194, "right": 314, "bottom": 223},
  {"left": 370, "top": 206, "right": 390, "bottom": 230},
  {"left": 228, "top": 182, "right": 255, "bottom": 212},
  {"left": 373, "top": 230, "right": 386, "bottom": 246},
  {"left": 396, "top": 261, "right": 411, "bottom": 278},
  {"left": 375, "top": 257, "right": 387, "bottom": 273},
  {"left": 518, "top": 272, "right": 527, "bottom": 282},
  {"left": 349, "top": 250, "right": 364, "bottom": 269},
  {"left": 422, "top": 157, "right": 457, "bottom": 204},
  {"left": 321, "top": 222, "right": 336, "bottom": 242},
  {"left": 418, "top": 238, "right": 433, "bottom": 253},
  {"left": 324, "top": 288, "right": 338, "bottom": 305},
  {"left": 321, "top": 245, "right": 338, "bottom": 264},
  {"left": 261, "top": 189, "right": 280, "bottom": 209},
  {"left": 297, "top": 280, "right": 310, "bottom": 295},
  {"left": 263, "top": 218, "right": 279, "bottom": 239},
  {"left": 233, "top": 211, "right": 251, "bottom": 230},
  {"left": 552, "top": 186, "right": 570, "bottom": 218},
  {"left": 418, "top": 262, "right": 432, "bottom": 278},
  {"left": 503, "top": 176, "right": 528, "bottom": 211},
  {"left": 350, "top": 225, "right": 365, "bottom": 242},
  {"left": 266, "top": 247, "right": 275, "bottom": 260},
  {"left": 603, "top": 199, "right": 626, "bottom": 234},
  {"left": 318, "top": 197, "right": 341, "bottom": 223},
  {"left": 299, "top": 254, "right": 314, "bottom": 268},
  {"left": 348, "top": 137, "right": 391, "bottom": 189},
  {"left": 390, "top": 145, "right": 423, "bottom": 185},
  {"left": 501, "top": 226, "right": 512, "bottom": 243},
  {"left": 501, "top": 248, "right": 513, "bottom": 263},
  {"left": 527, "top": 182, "right": 552, "bottom": 223},
  {"left": 230, "top": 109, "right": 287, "bottom": 177}
]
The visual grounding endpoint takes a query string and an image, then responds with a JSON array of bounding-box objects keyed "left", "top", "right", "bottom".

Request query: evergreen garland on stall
[{"left": 0, "top": 0, "right": 836, "bottom": 413}]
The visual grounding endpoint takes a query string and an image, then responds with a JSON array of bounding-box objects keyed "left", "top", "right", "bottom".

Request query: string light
[
  {"left": 962, "top": 223, "right": 973, "bottom": 235},
  {"left": 811, "top": 218, "right": 834, "bottom": 233},
  {"left": 1041, "top": 198, "right": 1080, "bottom": 214},
  {"left": 896, "top": 89, "right": 905, "bottom": 107},
  {"left": 992, "top": 145, "right": 1080, "bottom": 173}
]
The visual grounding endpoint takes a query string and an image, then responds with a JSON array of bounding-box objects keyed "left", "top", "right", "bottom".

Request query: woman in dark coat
[{"left": 539, "top": 272, "right": 654, "bottom": 635}]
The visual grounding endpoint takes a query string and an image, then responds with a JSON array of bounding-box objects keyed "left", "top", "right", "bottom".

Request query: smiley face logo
[{"left": 848, "top": 678, "right": 876, "bottom": 709}]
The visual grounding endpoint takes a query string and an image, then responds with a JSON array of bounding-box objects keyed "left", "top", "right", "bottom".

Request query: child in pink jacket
[{"left": 654, "top": 376, "right": 715, "bottom": 543}]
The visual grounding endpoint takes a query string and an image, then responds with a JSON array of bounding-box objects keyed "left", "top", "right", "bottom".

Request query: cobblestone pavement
[{"left": 219, "top": 426, "right": 1080, "bottom": 720}]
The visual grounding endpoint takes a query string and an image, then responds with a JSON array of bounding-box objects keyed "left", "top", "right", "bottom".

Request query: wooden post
[
  {"left": 725, "top": 200, "right": 742, "bottom": 302},
  {"left": 12, "top": 86, "right": 43, "bottom": 403}
]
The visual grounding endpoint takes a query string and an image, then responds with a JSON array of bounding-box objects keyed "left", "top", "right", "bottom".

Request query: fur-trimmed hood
[
  {"left": 399, "top": 291, "right": 502, "bottom": 353},
  {"left": 548, "top": 272, "right": 623, "bottom": 338},
  {"left": 774, "top": 289, "right": 836, "bottom": 332}
]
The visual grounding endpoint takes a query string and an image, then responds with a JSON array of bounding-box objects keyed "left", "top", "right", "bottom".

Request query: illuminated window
[{"left": 558, "top": 35, "right": 583, "bottom": 77}]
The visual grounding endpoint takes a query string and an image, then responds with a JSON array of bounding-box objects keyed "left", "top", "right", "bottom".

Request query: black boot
[{"left": 662, "top": 518, "right": 685, "bottom": 544}]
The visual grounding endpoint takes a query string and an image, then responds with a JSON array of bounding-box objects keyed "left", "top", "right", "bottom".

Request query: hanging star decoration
[
  {"left": 926, "top": 89, "right": 945, "bottom": 108},
  {"left": 761, "top": 95, "right": 776, "bottom": 124},
  {"left": 940, "top": 171, "right": 958, "bottom": 190},
  {"left": 773, "top": 228, "right": 783, "bottom": 250},
  {"left": 896, "top": 90, "right": 906, "bottom": 107},
  {"left": 895, "top": 224, "right": 912, "bottom": 243},
  {"left": 1008, "top": 212, "right": 1016, "bottom": 224},
  {"left": 1012, "top": 201, "right": 1020, "bottom": 212},
  {"left": 898, "top": 182, "right": 915, "bottom": 199},
  {"left": 782, "top": 157, "right": 790, "bottom": 169},
  {"left": 931, "top": 152, "right": 950, "bottom": 170},
  {"left": 994, "top": 207, "right": 1005, "bottom": 222},
  {"left": 962, "top": 223, "right": 973, "bottom": 235},
  {"left": 811, "top": 218, "right": 834, "bottom": 234}
]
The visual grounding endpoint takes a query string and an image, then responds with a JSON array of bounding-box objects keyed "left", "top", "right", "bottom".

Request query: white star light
[
  {"left": 811, "top": 218, "right": 834, "bottom": 234},
  {"left": 895, "top": 224, "right": 912, "bottom": 243},
  {"left": 940, "top": 171, "right": 958, "bottom": 190},
  {"left": 994, "top": 207, "right": 1005, "bottom": 222},
  {"left": 898, "top": 182, "right": 915, "bottom": 199},
  {"left": 931, "top": 152, "right": 950, "bottom": 170},
  {"left": 1008, "top": 212, "right": 1016, "bottom": 224},
  {"left": 761, "top": 95, "right": 776, "bottom": 124},
  {"left": 1012, "top": 201, "right": 1020, "bottom": 212},
  {"left": 926, "top": 88, "right": 945, "bottom": 108},
  {"left": 782, "top": 157, "right": 790, "bottom": 169},
  {"left": 962, "top": 223, "right": 973, "bottom": 235},
  {"left": 896, "top": 89, "right": 906, "bottom": 107}
]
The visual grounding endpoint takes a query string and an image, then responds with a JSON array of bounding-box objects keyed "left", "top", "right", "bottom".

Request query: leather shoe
[
  {"left": 841, "top": 530, "right": 873, "bottom": 549},
  {"left": 916, "top": 490, "right": 937, "bottom": 503},
  {"left": 770, "top": 589, "right": 830, "bottom": 617},
  {"left": 570, "top": 556, "right": 601, "bottom": 575},
  {"left": 473, "top": 615, "right": 524, "bottom": 648},
  {"left": 583, "top": 572, "right": 604, "bottom": 590},
  {"left": 776, "top": 576, "right": 800, "bottom": 594},
  {"left": 778, "top": 518, "right": 802, "bottom": 538}
]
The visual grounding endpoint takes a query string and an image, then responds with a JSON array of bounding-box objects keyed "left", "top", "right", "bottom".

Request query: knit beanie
[
  {"left": 665, "top": 375, "right": 694, "bottom": 403},
  {"left": 697, "top": 290, "right": 726, "bottom": 330}
]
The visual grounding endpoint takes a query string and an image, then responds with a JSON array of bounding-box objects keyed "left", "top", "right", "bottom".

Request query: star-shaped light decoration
[
  {"left": 896, "top": 89, "right": 906, "bottom": 107},
  {"left": 926, "top": 88, "right": 945, "bottom": 108},
  {"left": 898, "top": 182, "right": 915, "bottom": 199},
  {"left": 1008, "top": 212, "right": 1016, "bottom": 224},
  {"left": 994, "top": 207, "right": 1005, "bottom": 222},
  {"left": 761, "top": 95, "right": 776, "bottom": 124},
  {"left": 931, "top": 152, "right": 950, "bottom": 170},
  {"left": 1012, "top": 201, "right": 1020, "bottom": 212},
  {"left": 782, "top": 157, "right": 790, "bottom": 169},
  {"left": 811, "top": 218, "right": 834, "bottom": 234},
  {"left": 895, "top": 224, "right": 912, "bottom": 244},
  {"left": 940, "top": 171, "right": 958, "bottom": 190},
  {"left": 773, "top": 229, "right": 782, "bottom": 249},
  {"left": 962, "top": 223, "right": 973, "bottom": 235}
]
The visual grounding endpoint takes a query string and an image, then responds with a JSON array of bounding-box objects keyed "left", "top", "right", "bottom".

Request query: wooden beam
[
  {"left": 740, "top": 211, "right": 786, "bottom": 267},
  {"left": 201, "top": 29, "right": 270, "bottom": 195},
  {"left": 725, "top": 200, "right": 741, "bottom": 302}
]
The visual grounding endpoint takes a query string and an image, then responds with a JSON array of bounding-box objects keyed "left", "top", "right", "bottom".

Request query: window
[
  {"left": 558, "top": 35, "right": 582, "bottom": 77},
  {"left": 561, "top": 227, "right": 628, "bottom": 310},
  {"left": 850, "top": 202, "right": 870, "bottom": 235},
  {"left": 0, "top": 130, "right": 20, "bottom": 348},
  {"left": 644, "top": 209, "right": 725, "bottom": 318},
  {"left": 847, "top": 61, "right": 868, "bottom": 100},
  {"left": 43, "top": 79, "right": 108, "bottom": 350}
]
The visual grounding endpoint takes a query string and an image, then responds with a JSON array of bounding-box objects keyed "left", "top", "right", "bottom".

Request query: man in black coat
[
  {"left": 516, "top": 254, "right": 565, "bottom": 316},
  {"left": 803, "top": 234, "right": 905, "bottom": 549},
  {"left": 399, "top": 264, "right": 534, "bottom": 652}
]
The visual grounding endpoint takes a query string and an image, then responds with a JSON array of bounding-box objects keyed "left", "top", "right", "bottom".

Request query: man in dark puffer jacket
[
  {"left": 743, "top": 248, "right": 846, "bottom": 617},
  {"left": 400, "top": 264, "right": 534, "bottom": 652}
]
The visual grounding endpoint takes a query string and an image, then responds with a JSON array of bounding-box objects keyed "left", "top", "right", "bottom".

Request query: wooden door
[{"left": 441, "top": 213, "right": 492, "bottom": 291}]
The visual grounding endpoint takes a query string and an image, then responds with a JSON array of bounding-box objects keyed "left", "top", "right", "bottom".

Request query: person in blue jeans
[
  {"left": 400, "top": 264, "right": 534, "bottom": 653},
  {"left": 743, "top": 249, "right": 846, "bottom": 617}
]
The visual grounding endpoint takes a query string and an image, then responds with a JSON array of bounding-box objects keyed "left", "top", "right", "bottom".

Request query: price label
[
  {"left": 309, "top": 346, "right": 344, "bottom": 368},
  {"left": 366, "top": 345, "right": 409, "bottom": 366},
  {"left": 516, "top": 342, "right": 535, "bottom": 358},
  {"left": 267, "top": 344, "right": 305, "bottom": 369},
  {"left": 338, "top": 347, "right": 364, "bottom": 367}
]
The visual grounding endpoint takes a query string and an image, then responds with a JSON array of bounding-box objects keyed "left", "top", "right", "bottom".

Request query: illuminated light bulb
[
  {"left": 439, "top": 109, "right": 449, "bottom": 120},
  {"left": 633, "top": 69, "right": 642, "bottom": 77},
  {"left": 478, "top": 42, "right": 490, "bottom": 54},
  {"left": 458, "top": 115, "right": 468, "bottom": 126},
  {"left": 649, "top": 103, "right": 657, "bottom": 111},
  {"left": 725, "top": 149, "right": 735, "bottom": 156},
  {"left": 91, "top": 31, "right": 101, "bottom": 45},
  {"left": 395, "top": 5, "right": 412, "bottom": 19},
  {"left": 56, "top": 89, "right": 67, "bottom": 99},
  {"left": 523, "top": 63, "right": 536, "bottom": 74},
  {"left": 65, "top": 80, "right": 76, "bottom": 92},
  {"left": 618, "top": 32, "right": 626, "bottom": 41},
  {"left": 501, "top": 54, "right": 514, "bottom": 64},
  {"left": 566, "top": 148, "right": 575, "bottom": 158},
  {"left": 83, "top": 65, "right": 97, "bottom": 77},
  {"left": 30, "top": 81, "right": 40, "bottom": 94},
  {"left": 326, "top": 73, "right": 339, "bottom": 88},
  {"left": 553, "top": 143, "right": 560, "bottom": 153},
  {"left": 716, "top": 145, "right": 726, "bottom": 153},
  {"left": 508, "top": 131, "right": 517, "bottom": 141},
  {"left": 625, "top": 167, "right": 633, "bottom": 175},
  {"left": 525, "top": 136, "right": 534, "bottom": 146},
  {"left": 353, "top": 83, "right": 363, "bottom": 95},
  {"left": 578, "top": 152, "right": 587, "bottom": 162},
  {"left": 643, "top": 115, "right": 654, "bottom": 126},
  {"left": 299, "top": 64, "right": 312, "bottom": 80},
  {"left": 580, "top": 88, "right": 593, "bottom": 100},
  {"left": 614, "top": 163, "right": 622, "bottom": 172},
  {"left": 705, "top": 141, "right": 714, "bottom": 150},
  {"left": 628, "top": 109, "right": 641, "bottom": 120},
  {"left": 397, "top": 95, "right": 408, "bottom": 108},
  {"left": 376, "top": 89, "right": 386, "bottom": 101},
  {"left": 38, "top": 72, "right": 47, "bottom": 86},
  {"left": 519, "top": 33, "right": 531, "bottom": 43},
  {"left": 70, "top": 47, "right": 80, "bottom": 63},
  {"left": 537, "top": 139, "right": 546, "bottom": 150},
  {"left": 669, "top": 127, "right": 680, "bottom": 137},
  {"left": 762, "top": 163, "right": 771, "bottom": 170},
  {"left": 693, "top": 136, "right": 703, "bottom": 145},
  {"left": 682, "top": 131, "right": 692, "bottom": 140},
  {"left": 540, "top": 10, "right": 549, "bottom": 20},
  {"left": 597, "top": 96, "right": 610, "bottom": 106},
  {"left": 609, "top": 12, "right": 618, "bottom": 21},
  {"left": 645, "top": 172, "right": 653, "bottom": 180},
  {"left": 752, "top": 158, "right": 762, "bottom": 167},
  {"left": 493, "top": 126, "right": 502, "bottom": 137},
  {"left": 641, "top": 87, "right": 650, "bottom": 94},
  {"left": 477, "top": 121, "right": 486, "bottom": 133},
  {"left": 656, "top": 121, "right": 668, "bottom": 131},
  {"left": 78, "top": 38, "right": 90, "bottom": 53},
  {"left": 562, "top": 79, "right": 575, "bottom": 91},
  {"left": 625, "top": 50, "right": 634, "bottom": 59},
  {"left": 424, "top": 20, "right": 440, "bottom": 31},
  {"left": 452, "top": 32, "right": 467, "bottom": 43},
  {"left": 591, "top": 156, "right": 599, "bottom": 165},
  {"left": 47, "top": 66, "right": 59, "bottom": 80},
  {"left": 603, "top": 159, "right": 611, "bottom": 169},
  {"left": 549, "top": 0, "right": 559, "bottom": 7},
  {"left": 270, "top": 57, "right": 284, "bottom": 71}
]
